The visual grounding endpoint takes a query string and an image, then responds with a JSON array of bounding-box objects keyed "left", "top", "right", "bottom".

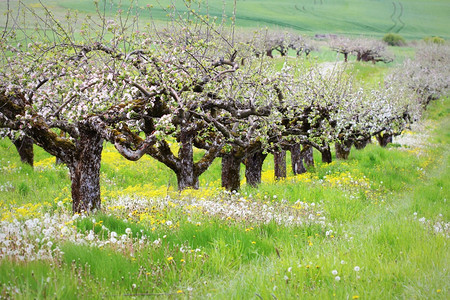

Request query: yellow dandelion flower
[
  {"left": 251, "top": 241, "right": 256, "bottom": 244},
  {"left": 177, "top": 290, "right": 183, "bottom": 294},
  {"left": 167, "top": 257, "right": 174, "bottom": 261},
  {"left": 352, "top": 296, "right": 359, "bottom": 299}
]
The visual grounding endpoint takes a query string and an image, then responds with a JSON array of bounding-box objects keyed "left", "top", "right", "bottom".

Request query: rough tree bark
[
  {"left": 290, "top": 143, "right": 306, "bottom": 175},
  {"left": 274, "top": 150, "right": 287, "bottom": 180},
  {"left": 176, "top": 127, "right": 199, "bottom": 190},
  {"left": 302, "top": 144, "right": 314, "bottom": 167},
  {"left": 11, "top": 136, "right": 34, "bottom": 166},
  {"left": 320, "top": 144, "right": 332, "bottom": 164},
  {"left": 376, "top": 133, "right": 393, "bottom": 147},
  {"left": 68, "top": 126, "right": 103, "bottom": 214},
  {"left": 221, "top": 152, "right": 242, "bottom": 191},
  {"left": 244, "top": 151, "right": 267, "bottom": 187},
  {"left": 335, "top": 140, "right": 353, "bottom": 160}
]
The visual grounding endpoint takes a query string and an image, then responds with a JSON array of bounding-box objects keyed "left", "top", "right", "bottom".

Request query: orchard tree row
[{"left": 0, "top": 3, "right": 448, "bottom": 213}]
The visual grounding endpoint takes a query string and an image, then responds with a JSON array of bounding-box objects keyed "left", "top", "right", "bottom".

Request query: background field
[{"left": 1, "top": 0, "right": 449, "bottom": 39}]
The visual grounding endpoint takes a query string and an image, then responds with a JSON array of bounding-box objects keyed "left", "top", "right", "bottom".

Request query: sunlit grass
[
  {"left": 0, "top": 98, "right": 448, "bottom": 298},
  {"left": 3, "top": 0, "right": 449, "bottom": 40}
]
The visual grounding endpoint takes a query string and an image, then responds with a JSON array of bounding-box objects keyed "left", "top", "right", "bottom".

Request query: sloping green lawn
[{"left": 2, "top": 0, "right": 449, "bottom": 39}]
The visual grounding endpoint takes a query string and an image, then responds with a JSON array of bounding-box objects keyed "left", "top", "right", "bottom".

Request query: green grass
[
  {"left": 1, "top": 0, "right": 449, "bottom": 39},
  {"left": 1, "top": 97, "right": 448, "bottom": 298}
]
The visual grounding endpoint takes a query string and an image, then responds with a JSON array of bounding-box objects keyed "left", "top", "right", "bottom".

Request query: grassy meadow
[{"left": 0, "top": 93, "right": 449, "bottom": 298}]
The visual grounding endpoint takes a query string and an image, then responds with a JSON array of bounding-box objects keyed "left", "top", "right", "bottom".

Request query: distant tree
[
  {"left": 329, "top": 36, "right": 393, "bottom": 63},
  {"left": 329, "top": 36, "right": 353, "bottom": 62},
  {"left": 353, "top": 38, "right": 393, "bottom": 63},
  {"left": 423, "top": 36, "right": 445, "bottom": 45},
  {"left": 390, "top": 43, "right": 450, "bottom": 107},
  {"left": 382, "top": 33, "right": 406, "bottom": 46},
  {"left": 287, "top": 34, "right": 318, "bottom": 57},
  {"left": 237, "top": 30, "right": 317, "bottom": 59}
]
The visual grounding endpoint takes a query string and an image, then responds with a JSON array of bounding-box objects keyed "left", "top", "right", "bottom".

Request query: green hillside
[{"left": 3, "top": 0, "right": 448, "bottom": 39}]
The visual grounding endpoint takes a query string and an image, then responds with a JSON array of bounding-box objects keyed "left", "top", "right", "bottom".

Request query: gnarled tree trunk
[
  {"left": 376, "top": 133, "right": 393, "bottom": 147},
  {"left": 176, "top": 128, "right": 199, "bottom": 190},
  {"left": 1, "top": 92, "right": 104, "bottom": 214},
  {"left": 291, "top": 143, "right": 306, "bottom": 175},
  {"left": 302, "top": 144, "right": 314, "bottom": 168},
  {"left": 221, "top": 153, "right": 242, "bottom": 191},
  {"left": 335, "top": 140, "right": 353, "bottom": 160},
  {"left": 11, "top": 136, "right": 34, "bottom": 166},
  {"left": 176, "top": 170, "right": 199, "bottom": 190},
  {"left": 274, "top": 150, "right": 287, "bottom": 180},
  {"left": 69, "top": 127, "right": 103, "bottom": 214},
  {"left": 244, "top": 151, "right": 267, "bottom": 187},
  {"left": 320, "top": 144, "right": 332, "bottom": 164}
]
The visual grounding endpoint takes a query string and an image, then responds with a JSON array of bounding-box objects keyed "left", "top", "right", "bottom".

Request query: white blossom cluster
[{"left": 388, "top": 43, "right": 450, "bottom": 105}]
